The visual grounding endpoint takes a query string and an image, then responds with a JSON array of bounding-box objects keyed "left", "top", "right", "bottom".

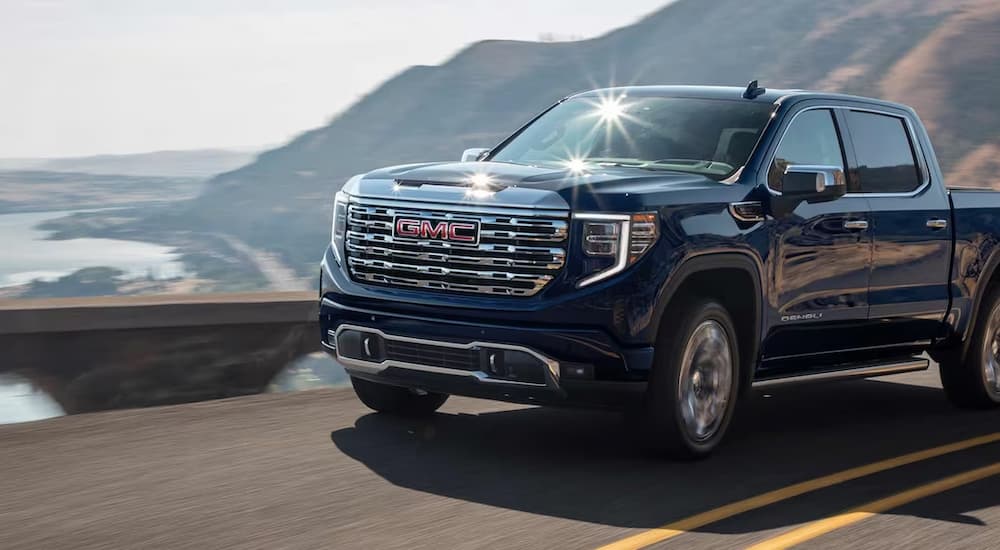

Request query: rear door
[{"left": 842, "top": 108, "right": 951, "bottom": 349}]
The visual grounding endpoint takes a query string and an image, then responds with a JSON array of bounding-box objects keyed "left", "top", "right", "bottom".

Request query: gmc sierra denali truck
[{"left": 319, "top": 83, "right": 1000, "bottom": 458}]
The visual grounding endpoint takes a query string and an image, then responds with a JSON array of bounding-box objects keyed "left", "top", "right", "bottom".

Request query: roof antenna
[{"left": 743, "top": 80, "right": 766, "bottom": 99}]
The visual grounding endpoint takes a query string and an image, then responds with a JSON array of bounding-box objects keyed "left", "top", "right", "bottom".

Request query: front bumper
[{"left": 319, "top": 297, "right": 652, "bottom": 408}]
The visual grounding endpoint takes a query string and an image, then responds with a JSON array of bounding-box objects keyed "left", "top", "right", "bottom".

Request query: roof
[{"left": 569, "top": 85, "right": 913, "bottom": 111}]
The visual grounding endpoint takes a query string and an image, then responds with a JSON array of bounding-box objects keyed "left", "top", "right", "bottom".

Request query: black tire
[
  {"left": 641, "top": 297, "right": 741, "bottom": 459},
  {"left": 350, "top": 376, "right": 449, "bottom": 416},
  {"left": 940, "top": 288, "right": 1000, "bottom": 409}
]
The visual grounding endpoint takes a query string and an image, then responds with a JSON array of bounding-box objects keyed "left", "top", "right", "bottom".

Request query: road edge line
[
  {"left": 595, "top": 432, "right": 1000, "bottom": 550},
  {"left": 747, "top": 461, "right": 1000, "bottom": 550}
]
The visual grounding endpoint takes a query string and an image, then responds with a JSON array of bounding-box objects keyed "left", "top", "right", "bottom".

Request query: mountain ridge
[
  {"left": 0, "top": 148, "right": 260, "bottom": 179},
  {"left": 142, "top": 0, "right": 1000, "bottom": 279}
]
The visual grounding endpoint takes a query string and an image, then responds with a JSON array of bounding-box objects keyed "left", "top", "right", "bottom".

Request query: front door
[{"left": 759, "top": 107, "right": 873, "bottom": 370}]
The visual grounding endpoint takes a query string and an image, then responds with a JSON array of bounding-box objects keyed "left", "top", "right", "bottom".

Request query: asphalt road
[{"left": 1, "top": 366, "right": 998, "bottom": 549}]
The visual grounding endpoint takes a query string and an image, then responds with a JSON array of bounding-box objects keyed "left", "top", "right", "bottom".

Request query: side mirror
[
  {"left": 461, "top": 148, "right": 490, "bottom": 162},
  {"left": 781, "top": 165, "right": 846, "bottom": 202}
]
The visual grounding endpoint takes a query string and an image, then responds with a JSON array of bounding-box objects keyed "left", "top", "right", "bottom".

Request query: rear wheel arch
[
  {"left": 947, "top": 248, "right": 1000, "bottom": 364},
  {"left": 653, "top": 253, "right": 764, "bottom": 392},
  {"left": 939, "top": 283, "right": 1000, "bottom": 409}
]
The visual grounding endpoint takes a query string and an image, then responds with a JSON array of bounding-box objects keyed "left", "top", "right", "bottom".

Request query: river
[{"left": 0, "top": 209, "right": 186, "bottom": 288}]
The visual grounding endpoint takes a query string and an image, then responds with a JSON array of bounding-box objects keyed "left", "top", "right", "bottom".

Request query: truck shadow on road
[{"left": 330, "top": 378, "right": 1000, "bottom": 533}]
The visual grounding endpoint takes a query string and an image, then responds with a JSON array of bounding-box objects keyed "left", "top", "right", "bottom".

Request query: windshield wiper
[
  {"left": 580, "top": 158, "right": 709, "bottom": 176},
  {"left": 584, "top": 158, "right": 646, "bottom": 167}
]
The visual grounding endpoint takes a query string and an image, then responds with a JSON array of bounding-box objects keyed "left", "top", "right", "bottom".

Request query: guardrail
[{"left": 0, "top": 292, "right": 319, "bottom": 414}]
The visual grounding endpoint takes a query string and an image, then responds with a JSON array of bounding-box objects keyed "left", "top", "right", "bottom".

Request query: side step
[{"left": 751, "top": 358, "right": 929, "bottom": 389}]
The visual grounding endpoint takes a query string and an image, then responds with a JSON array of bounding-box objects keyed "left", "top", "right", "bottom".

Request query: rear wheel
[
  {"left": 350, "top": 376, "right": 449, "bottom": 416},
  {"left": 940, "top": 288, "right": 1000, "bottom": 409},
  {"left": 641, "top": 298, "right": 740, "bottom": 459}
]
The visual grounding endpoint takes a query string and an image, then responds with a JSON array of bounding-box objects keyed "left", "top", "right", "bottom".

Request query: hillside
[
  {"left": 0, "top": 171, "right": 203, "bottom": 214},
  {"left": 143, "top": 0, "right": 1000, "bottom": 279},
  {"left": 0, "top": 148, "right": 258, "bottom": 179}
]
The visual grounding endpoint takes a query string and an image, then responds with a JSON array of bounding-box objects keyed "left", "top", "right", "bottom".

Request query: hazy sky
[{"left": 0, "top": 0, "right": 669, "bottom": 158}]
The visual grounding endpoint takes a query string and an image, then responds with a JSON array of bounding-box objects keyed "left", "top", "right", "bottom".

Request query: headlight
[
  {"left": 330, "top": 191, "right": 349, "bottom": 265},
  {"left": 576, "top": 212, "right": 659, "bottom": 288}
]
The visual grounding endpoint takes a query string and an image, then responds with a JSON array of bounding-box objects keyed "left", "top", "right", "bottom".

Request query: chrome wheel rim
[
  {"left": 677, "top": 320, "right": 734, "bottom": 442},
  {"left": 982, "top": 304, "right": 1000, "bottom": 400}
]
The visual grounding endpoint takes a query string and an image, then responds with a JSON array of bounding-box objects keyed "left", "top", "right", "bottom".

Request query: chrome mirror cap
[
  {"left": 780, "top": 164, "right": 847, "bottom": 202},
  {"left": 461, "top": 148, "right": 490, "bottom": 162}
]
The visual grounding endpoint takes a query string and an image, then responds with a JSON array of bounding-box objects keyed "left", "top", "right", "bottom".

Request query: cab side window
[
  {"left": 845, "top": 111, "right": 922, "bottom": 194},
  {"left": 768, "top": 109, "right": 846, "bottom": 192}
]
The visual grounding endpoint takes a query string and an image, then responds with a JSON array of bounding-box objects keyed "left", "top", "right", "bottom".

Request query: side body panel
[
  {"left": 864, "top": 186, "right": 951, "bottom": 341},
  {"left": 751, "top": 98, "right": 961, "bottom": 374},
  {"left": 757, "top": 197, "right": 873, "bottom": 363}
]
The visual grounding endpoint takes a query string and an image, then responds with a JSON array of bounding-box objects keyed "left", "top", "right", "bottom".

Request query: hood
[
  {"left": 346, "top": 161, "right": 735, "bottom": 211},
  {"left": 362, "top": 161, "right": 723, "bottom": 194}
]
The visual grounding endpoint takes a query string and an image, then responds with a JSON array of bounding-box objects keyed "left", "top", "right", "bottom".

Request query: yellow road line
[
  {"left": 747, "top": 461, "right": 1000, "bottom": 550},
  {"left": 596, "top": 432, "right": 1000, "bottom": 550}
]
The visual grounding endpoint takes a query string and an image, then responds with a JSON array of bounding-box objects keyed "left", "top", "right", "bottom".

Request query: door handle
[
  {"left": 926, "top": 218, "right": 948, "bottom": 229},
  {"left": 843, "top": 220, "right": 869, "bottom": 231}
]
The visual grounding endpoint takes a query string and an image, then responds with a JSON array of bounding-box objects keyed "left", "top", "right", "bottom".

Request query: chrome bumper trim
[{"left": 332, "top": 323, "right": 560, "bottom": 388}]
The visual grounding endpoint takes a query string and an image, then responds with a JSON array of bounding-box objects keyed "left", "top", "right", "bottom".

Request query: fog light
[
  {"left": 479, "top": 348, "right": 547, "bottom": 384},
  {"left": 337, "top": 330, "right": 384, "bottom": 361}
]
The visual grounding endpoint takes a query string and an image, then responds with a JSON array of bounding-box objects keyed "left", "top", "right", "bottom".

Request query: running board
[{"left": 751, "top": 358, "right": 929, "bottom": 389}]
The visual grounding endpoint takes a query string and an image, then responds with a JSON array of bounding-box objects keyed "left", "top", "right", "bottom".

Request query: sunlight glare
[
  {"left": 466, "top": 172, "right": 495, "bottom": 198},
  {"left": 565, "top": 157, "right": 588, "bottom": 174},
  {"left": 469, "top": 173, "right": 493, "bottom": 187},
  {"left": 597, "top": 97, "right": 626, "bottom": 121},
  {"left": 465, "top": 188, "right": 494, "bottom": 199}
]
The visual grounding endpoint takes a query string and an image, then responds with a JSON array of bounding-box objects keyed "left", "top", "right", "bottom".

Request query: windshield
[{"left": 490, "top": 95, "right": 775, "bottom": 180}]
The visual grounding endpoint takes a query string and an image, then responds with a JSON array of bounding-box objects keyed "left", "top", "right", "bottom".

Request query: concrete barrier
[{"left": 0, "top": 292, "right": 319, "bottom": 414}]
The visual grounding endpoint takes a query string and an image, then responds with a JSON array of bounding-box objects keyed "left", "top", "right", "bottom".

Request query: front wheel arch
[{"left": 652, "top": 253, "right": 764, "bottom": 395}]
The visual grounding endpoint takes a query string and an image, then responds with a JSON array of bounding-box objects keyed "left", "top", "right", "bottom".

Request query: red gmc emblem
[{"left": 393, "top": 216, "right": 480, "bottom": 244}]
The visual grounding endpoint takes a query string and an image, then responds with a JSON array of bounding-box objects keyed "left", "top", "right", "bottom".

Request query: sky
[{"left": 0, "top": 0, "right": 670, "bottom": 158}]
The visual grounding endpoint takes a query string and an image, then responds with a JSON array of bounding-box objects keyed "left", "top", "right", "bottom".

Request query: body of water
[
  {"left": 0, "top": 209, "right": 186, "bottom": 288},
  {"left": 0, "top": 375, "right": 65, "bottom": 424}
]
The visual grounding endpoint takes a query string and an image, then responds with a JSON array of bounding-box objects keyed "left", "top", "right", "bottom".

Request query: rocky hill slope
[{"left": 165, "top": 0, "right": 1000, "bottom": 277}]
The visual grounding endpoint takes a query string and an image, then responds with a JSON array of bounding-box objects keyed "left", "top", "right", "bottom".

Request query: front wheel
[
  {"left": 641, "top": 298, "right": 740, "bottom": 459},
  {"left": 350, "top": 376, "right": 449, "bottom": 416},
  {"left": 940, "top": 288, "right": 1000, "bottom": 409}
]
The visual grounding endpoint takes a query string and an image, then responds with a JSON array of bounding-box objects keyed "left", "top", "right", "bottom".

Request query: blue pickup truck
[{"left": 319, "top": 83, "right": 1000, "bottom": 458}]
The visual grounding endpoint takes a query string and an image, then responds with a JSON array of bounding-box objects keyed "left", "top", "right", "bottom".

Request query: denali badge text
[
  {"left": 393, "top": 216, "right": 480, "bottom": 244},
  {"left": 781, "top": 313, "right": 823, "bottom": 322}
]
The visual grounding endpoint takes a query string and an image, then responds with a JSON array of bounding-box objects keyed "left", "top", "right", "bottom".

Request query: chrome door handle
[
  {"left": 926, "top": 218, "right": 948, "bottom": 229},
  {"left": 843, "top": 220, "right": 869, "bottom": 230}
]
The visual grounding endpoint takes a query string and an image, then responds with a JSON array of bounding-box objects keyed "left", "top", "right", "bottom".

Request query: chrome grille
[{"left": 344, "top": 198, "right": 568, "bottom": 296}]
